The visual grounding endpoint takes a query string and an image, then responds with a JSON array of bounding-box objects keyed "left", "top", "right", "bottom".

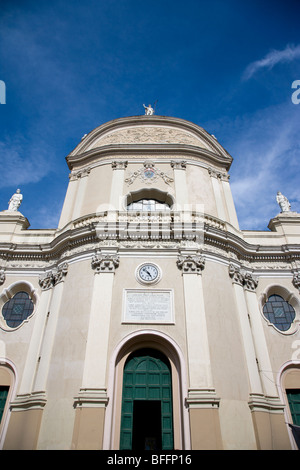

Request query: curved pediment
[
  {"left": 68, "top": 116, "right": 232, "bottom": 162},
  {"left": 88, "top": 125, "right": 211, "bottom": 149}
]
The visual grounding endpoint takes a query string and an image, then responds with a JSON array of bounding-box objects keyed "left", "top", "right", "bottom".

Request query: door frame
[{"left": 103, "top": 330, "right": 191, "bottom": 450}]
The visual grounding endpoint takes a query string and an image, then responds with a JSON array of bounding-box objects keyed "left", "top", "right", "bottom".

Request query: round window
[
  {"left": 2, "top": 291, "right": 34, "bottom": 328},
  {"left": 263, "top": 294, "right": 296, "bottom": 332}
]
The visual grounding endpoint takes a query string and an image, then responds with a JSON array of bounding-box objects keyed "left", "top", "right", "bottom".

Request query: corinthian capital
[
  {"left": 229, "top": 264, "right": 258, "bottom": 291},
  {"left": 228, "top": 264, "right": 244, "bottom": 286},
  {"left": 91, "top": 254, "right": 120, "bottom": 273},
  {"left": 112, "top": 160, "right": 128, "bottom": 170},
  {"left": 39, "top": 263, "right": 68, "bottom": 290},
  {"left": 243, "top": 272, "right": 258, "bottom": 292},
  {"left": 177, "top": 254, "right": 205, "bottom": 274}
]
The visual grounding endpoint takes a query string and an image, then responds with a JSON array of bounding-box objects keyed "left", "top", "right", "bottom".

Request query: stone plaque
[{"left": 123, "top": 289, "right": 174, "bottom": 324}]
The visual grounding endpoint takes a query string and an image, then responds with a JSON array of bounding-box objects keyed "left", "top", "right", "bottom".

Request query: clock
[{"left": 137, "top": 263, "right": 161, "bottom": 284}]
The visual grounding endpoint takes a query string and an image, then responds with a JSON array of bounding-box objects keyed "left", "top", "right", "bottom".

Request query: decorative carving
[
  {"left": 39, "top": 263, "right": 68, "bottom": 290},
  {"left": 243, "top": 272, "right": 258, "bottom": 291},
  {"left": 208, "top": 167, "right": 230, "bottom": 182},
  {"left": 293, "top": 271, "right": 300, "bottom": 292},
  {"left": 228, "top": 264, "right": 244, "bottom": 286},
  {"left": 39, "top": 272, "right": 54, "bottom": 290},
  {"left": 112, "top": 160, "right": 128, "bottom": 170},
  {"left": 177, "top": 254, "right": 205, "bottom": 274},
  {"left": 0, "top": 269, "right": 5, "bottom": 285},
  {"left": 171, "top": 160, "right": 187, "bottom": 170},
  {"left": 52, "top": 263, "right": 68, "bottom": 285},
  {"left": 69, "top": 167, "right": 91, "bottom": 181},
  {"left": 125, "top": 161, "right": 173, "bottom": 186},
  {"left": 229, "top": 264, "right": 258, "bottom": 291},
  {"left": 93, "top": 127, "right": 205, "bottom": 147},
  {"left": 91, "top": 254, "right": 119, "bottom": 273}
]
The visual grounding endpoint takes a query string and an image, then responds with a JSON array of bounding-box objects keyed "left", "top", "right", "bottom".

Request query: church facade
[{"left": 0, "top": 113, "right": 300, "bottom": 450}]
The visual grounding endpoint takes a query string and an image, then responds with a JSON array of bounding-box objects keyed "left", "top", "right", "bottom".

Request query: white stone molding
[
  {"left": 73, "top": 388, "right": 109, "bottom": 408},
  {"left": 91, "top": 254, "right": 119, "bottom": 273},
  {"left": 177, "top": 254, "right": 205, "bottom": 274}
]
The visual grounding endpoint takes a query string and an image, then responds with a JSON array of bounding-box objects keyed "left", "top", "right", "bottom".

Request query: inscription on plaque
[{"left": 123, "top": 289, "right": 174, "bottom": 324}]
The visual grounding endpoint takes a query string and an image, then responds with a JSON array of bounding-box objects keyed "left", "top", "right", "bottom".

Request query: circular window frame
[
  {"left": 0, "top": 281, "right": 38, "bottom": 332},
  {"left": 259, "top": 285, "right": 300, "bottom": 335}
]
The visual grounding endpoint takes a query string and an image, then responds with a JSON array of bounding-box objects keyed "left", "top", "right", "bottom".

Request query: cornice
[
  {"left": 66, "top": 144, "right": 232, "bottom": 172},
  {"left": 0, "top": 211, "right": 299, "bottom": 270}
]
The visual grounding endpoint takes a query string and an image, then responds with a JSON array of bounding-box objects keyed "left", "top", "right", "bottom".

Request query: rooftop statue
[
  {"left": 143, "top": 104, "right": 154, "bottom": 115},
  {"left": 8, "top": 188, "right": 23, "bottom": 212},
  {"left": 276, "top": 191, "right": 291, "bottom": 212}
]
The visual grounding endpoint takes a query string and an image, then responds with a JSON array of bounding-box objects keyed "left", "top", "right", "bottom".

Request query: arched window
[
  {"left": 125, "top": 189, "right": 174, "bottom": 212},
  {"left": 127, "top": 199, "right": 171, "bottom": 212}
]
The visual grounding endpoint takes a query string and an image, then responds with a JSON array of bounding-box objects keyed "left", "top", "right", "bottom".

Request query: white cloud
[
  {"left": 206, "top": 102, "right": 300, "bottom": 230},
  {"left": 0, "top": 137, "right": 52, "bottom": 189},
  {"left": 243, "top": 44, "right": 300, "bottom": 80}
]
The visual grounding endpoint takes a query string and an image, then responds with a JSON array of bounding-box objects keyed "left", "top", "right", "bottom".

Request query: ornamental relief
[
  {"left": 89, "top": 126, "right": 210, "bottom": 149},
  {"left": 125, "top": 161, "right": 173, "bottom": 186}
]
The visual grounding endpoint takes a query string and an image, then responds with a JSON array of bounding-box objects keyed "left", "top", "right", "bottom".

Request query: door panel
[{"left": 120, "top": 349, "right": 174, "bottom": 450}]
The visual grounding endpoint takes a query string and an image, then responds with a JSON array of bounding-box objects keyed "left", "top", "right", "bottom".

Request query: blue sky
[{"left": 0, "top": 0, "right": 299, "bottom": 230}]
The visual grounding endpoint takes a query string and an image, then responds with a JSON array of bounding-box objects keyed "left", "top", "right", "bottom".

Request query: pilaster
[
  {"left": 177, "top": 252, "right": 221, "bottom": 448},
  {"left": 72, "top": 251, "right": 119, "bottom": 449},
  {"left": 171, "top": 160, "right": 188, "bottom": 209},
  {"left": 71, "top": 167, "right": 91, "bottom": 220},
  {"left": 110, "top": 160, "right": 128, "bottom": 211}
]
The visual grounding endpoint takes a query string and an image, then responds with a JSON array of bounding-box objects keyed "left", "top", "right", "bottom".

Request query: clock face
[{"left": 138, "top": 264, "right": 160, "bottom": 283}]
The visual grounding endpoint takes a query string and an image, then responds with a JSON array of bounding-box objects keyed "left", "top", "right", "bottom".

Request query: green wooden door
[
  {"left": 0, "top": 387, "right": 9, "bottom": 423},
  {"left": 120, "top": 349, "right": 174, "bottom": 450},
  {"left": 287, "top": 389, "right": 300, "bottom": 425}
]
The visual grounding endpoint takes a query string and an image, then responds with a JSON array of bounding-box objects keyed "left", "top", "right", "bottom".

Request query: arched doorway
[{"left": 120, "top": 348, "right": 173, "bottom": 450}]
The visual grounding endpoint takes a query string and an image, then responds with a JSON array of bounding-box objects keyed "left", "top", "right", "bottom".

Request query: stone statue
[
  {"left": 143, "top": 104, "right": 154, "bottom": 116},
  {"left": 276, "top": 191, "right": 291, "bottom": 212},
  {"left": 8, "top": 188, "right": 23, "bottom": 211}
]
